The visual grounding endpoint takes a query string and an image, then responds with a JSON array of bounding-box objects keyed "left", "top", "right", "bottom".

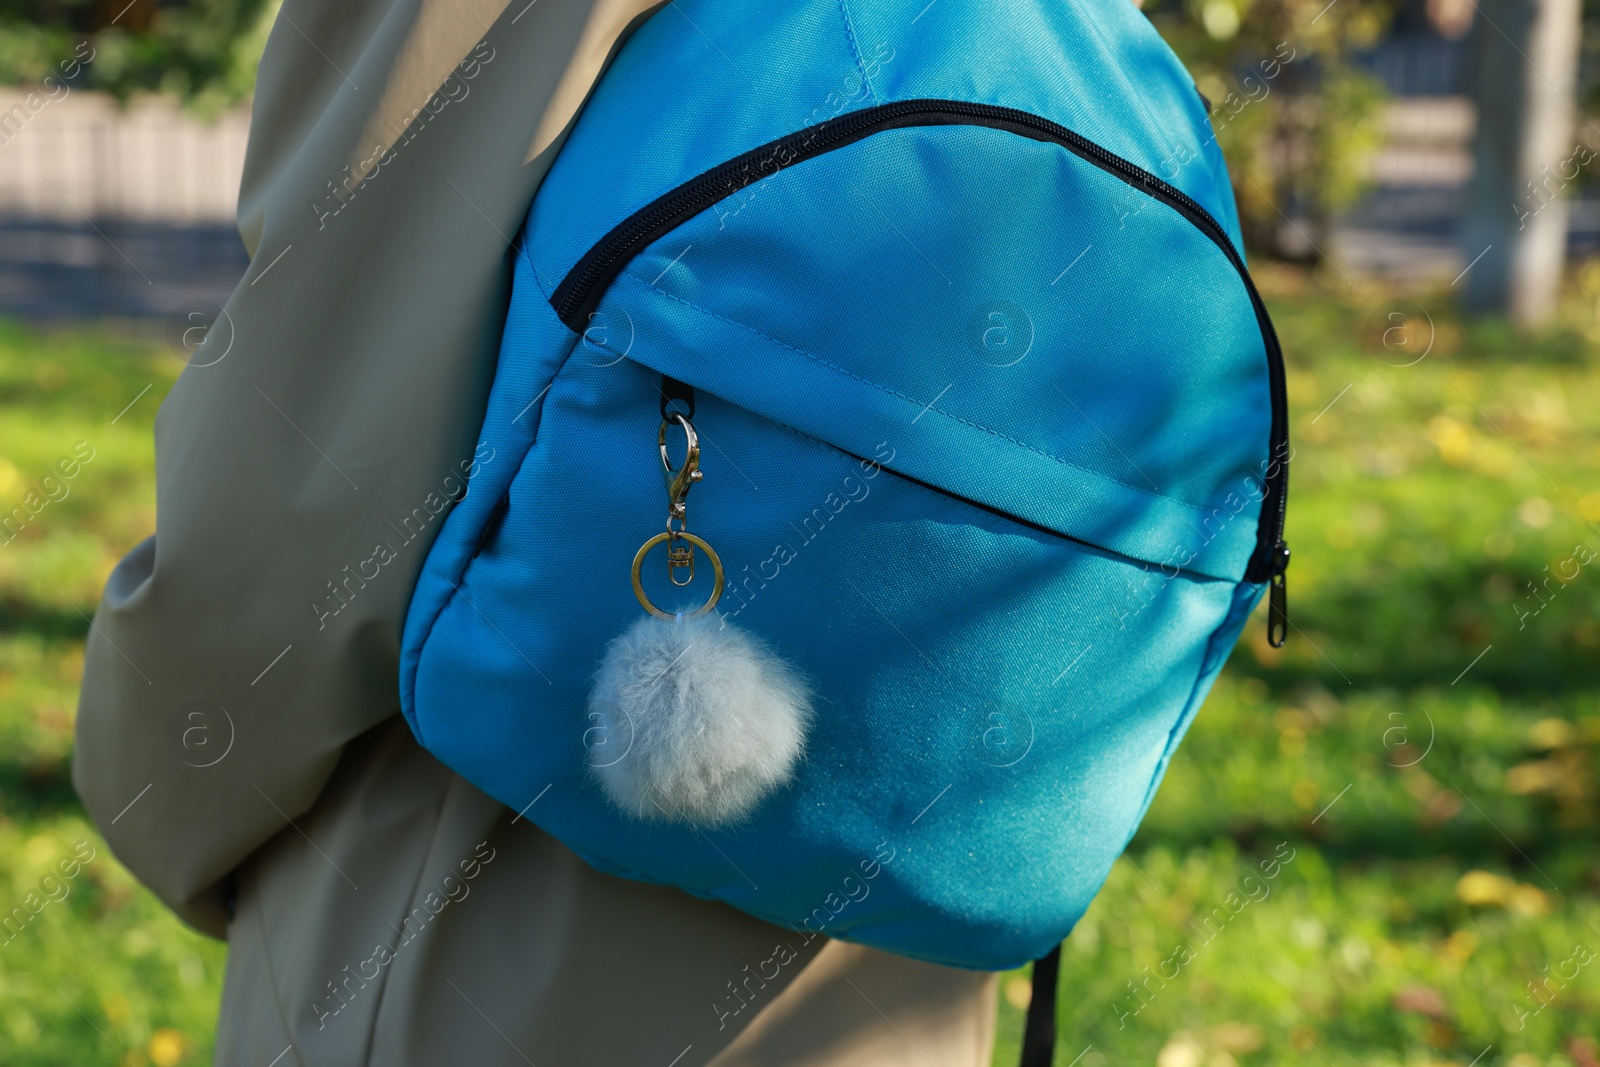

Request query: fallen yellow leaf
[
  {"left": 1455, "top": 870, "right": 1515, "bottom": 906},
  {"left": 1508, "top": 884, "right": 1550, "bottom": 917},
  {"left": 1426, "top": 416, "right": 1473, "bottom": 465},
  {"left": 1440, "top": 929, "right": 1478, "bottom": 964},
  {"left": 1505, "top": 759, "right": 1565, "bottom": 795},
  {"left": 1210, "top": 1022, "right": 1265, "bottom": 1054},
  {"left": 1527, "top": 718, "right": 1576, "bottom": 750},
  {"left": 1158, "top": 1033, "right": 1206, "bottom": 1067},
  {"left": 147, "top": 1028, "right": 188, "bottom": 1067}
]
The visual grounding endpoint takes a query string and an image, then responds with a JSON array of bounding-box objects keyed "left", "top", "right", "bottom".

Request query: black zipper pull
[
  {"left": 660, "top": 375, "right": 695, "bottom": 420},
  {"left": 1267, "top": 540, "right": 1290, "bottom": 648}
]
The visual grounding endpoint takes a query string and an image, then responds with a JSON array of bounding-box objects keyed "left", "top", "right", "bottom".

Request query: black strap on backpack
[
  {"left": 659, "top": 375, "right": 695, "bottom": 419},
  {"left": 1019, "top": 945, "right": 1061, "bottom": 1067}
]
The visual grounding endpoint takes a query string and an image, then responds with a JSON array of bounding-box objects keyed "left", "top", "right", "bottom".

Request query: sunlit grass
[{"left": 0, "top": 322, "right": 219, "bottom": 1067}]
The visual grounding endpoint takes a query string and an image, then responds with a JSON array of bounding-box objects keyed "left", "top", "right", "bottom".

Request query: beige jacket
[{"left": 71, "top": 0, "right": 998, "bottom": 1063}]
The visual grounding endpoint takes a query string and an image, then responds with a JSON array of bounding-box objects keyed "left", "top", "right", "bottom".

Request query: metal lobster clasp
[
  {"left": 632, "top": 408, "right": 724, "bottom": 619},
  {"left": 659, "top": 411, "right": 703, "bottom": 530}
]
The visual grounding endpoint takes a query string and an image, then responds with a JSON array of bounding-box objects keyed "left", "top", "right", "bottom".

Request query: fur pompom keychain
[{"left": 587, "top": 393, "right": 812, "bottom": 828}]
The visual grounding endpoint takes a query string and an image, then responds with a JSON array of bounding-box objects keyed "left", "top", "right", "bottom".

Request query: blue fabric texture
[{"left": 399, "top": 0, "right": 1279, "bottom": 970}]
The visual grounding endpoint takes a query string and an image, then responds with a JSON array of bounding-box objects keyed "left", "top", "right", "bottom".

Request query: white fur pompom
[{"left": 587, "top": 613, "right": 811, "bottom": 827}]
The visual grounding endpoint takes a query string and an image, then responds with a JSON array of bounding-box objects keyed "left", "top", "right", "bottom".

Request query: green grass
[
  {"left": 0, "top": 275, "right": 1597, "bottom": 1066},
  {"left": 0, "top": 323, "right": 221, "bottom": 1067}
]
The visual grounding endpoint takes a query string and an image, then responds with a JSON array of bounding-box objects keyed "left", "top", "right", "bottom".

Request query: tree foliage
[
  {"left": 1145, "top": 0, "right": 1395, "bottom": 258},
  {"left": 0, "top": 0, "right": 273, "bottom": 108}
]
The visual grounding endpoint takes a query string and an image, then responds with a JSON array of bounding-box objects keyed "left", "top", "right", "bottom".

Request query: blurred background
[{"left": 0, "top": 0, "right": 1597, "bottom": 1064}]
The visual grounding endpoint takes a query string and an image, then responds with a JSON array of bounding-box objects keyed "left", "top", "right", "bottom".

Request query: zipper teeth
[
  {"left": 550, "top": 99, "right": 1289, "bottom": 577},
  {"left": 1050, "top": 117, "right": 1291, "bottom": 578},
  {"left": 555, "top": 101, "right": 931, "bottom": 320}
]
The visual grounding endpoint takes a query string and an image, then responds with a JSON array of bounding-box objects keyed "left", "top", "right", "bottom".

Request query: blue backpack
[{"left": 400, "top": 0, "right": 1288, "bottom": 1053}]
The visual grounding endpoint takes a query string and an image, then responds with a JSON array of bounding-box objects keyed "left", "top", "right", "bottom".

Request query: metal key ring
[{"left": 630, "top": 532, "right": 724, "bottom": 619}]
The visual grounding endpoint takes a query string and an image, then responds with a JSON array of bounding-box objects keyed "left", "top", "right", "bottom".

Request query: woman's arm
[{"left": 72, "top": 0, "right": 662, "bottom": 936}]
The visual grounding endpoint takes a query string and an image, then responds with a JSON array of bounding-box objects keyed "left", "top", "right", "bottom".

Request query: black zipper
[{"left": 549, "top": 99, "right": 1289, "bottom": 637}]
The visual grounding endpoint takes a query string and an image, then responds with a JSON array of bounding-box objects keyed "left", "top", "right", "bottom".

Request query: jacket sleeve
[{"left": 72, "top": 0, "right": 663, "bottom": 937}]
